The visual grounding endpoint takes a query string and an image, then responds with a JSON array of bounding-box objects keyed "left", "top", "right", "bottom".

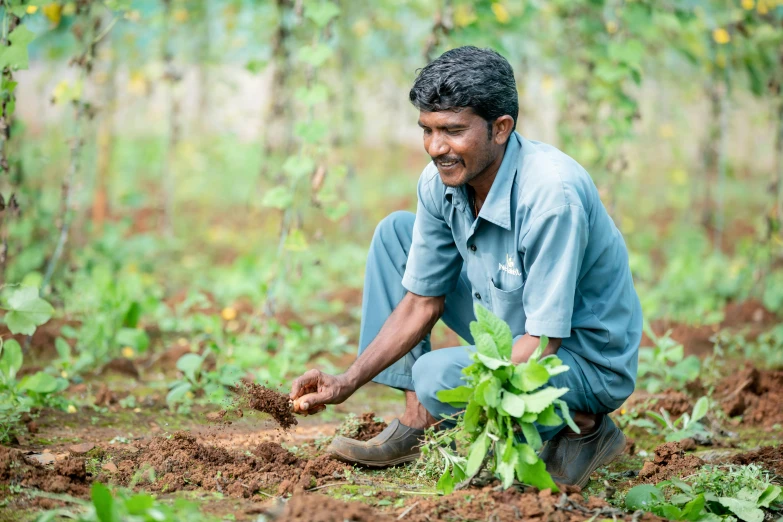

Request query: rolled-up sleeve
[
  {"left": 520, "top": 204, "right": 588, "bottom": 338},
  {"left": 401, "top": 172, "right": 462, "bottom": 296}
]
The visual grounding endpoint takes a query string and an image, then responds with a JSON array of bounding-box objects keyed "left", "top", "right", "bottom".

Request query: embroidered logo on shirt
[{"left": 499, "top": 253, "right": 522, "bottom": 277}]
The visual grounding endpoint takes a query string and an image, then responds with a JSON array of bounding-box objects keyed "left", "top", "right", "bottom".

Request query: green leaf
[
  {"left": 625, "top": 485, "right": 664, "bottom": 511},
  {"left": 680, "top": 493, "right": 706, "bottom": 521},
  {"left": 304, "top": 1, "right": 340, "bottom": 27},
  {"left": 689, "top": 396, "right": 709, "bottom": 425},
  {"left": 5, "top": 286, "right": 54, "bottom": 335},
  {"left": 122, "top": 302, "right": 141, "bottom": 328},
  {"left": 295, "top": 84, "right": 329, "bottom": 106},
  {"left": 245, "top": 58, "right": 267, "bottom": 74},
  {"left": 284, "top": 228, "right": 309, "bottom": 251},
  {"left": 464, "top": 400, "right": 481, "bottom": 433},
  {"left": 500, "top": 391, "right": 526, "bottom": 417},
  {"left": 0, "top": 339, "right": 23, "bottom": 380},
  {"left": 523, "top": 387, "right": 569, "bottom": 414},
  {"left": 510, "top": 359, "right": 550, "bottom": 392},
  {"left": 437, "top": 385, "right": 472, "bottom": 406},
  {"left": 758, "top": 485, "right": 781, "bottom": 508},
  {"left": 717, "top": 498, "right": 764, "bottom": 522},
  {"left": 125, "top": 494, "right": 155, "bottom": 515},
  {"left": 496, "top": 454, "right": 517, "bottom": 489},
  {"left": 465, "top": 431, "right": 490, "bottom": 477},
  {"left": 530, "top": 335, "right": 549, "bottom": 361},
  {"left": 475, "top": 332, "right": 501, "bottom": 360},
  {"left": 0, "top": 25, "right": 36, "bottom": 70},
  {"left": 54, "top": 337, "right": 71, "bottom": 361},
  {"left": 473, "top": 304, "right": 513, "bottom": 358},
  {"left": 515, "top": 457, "right": 557, "bottom": 492},
  {"left": 517, "top": 443, "right": 538, "bottom": 465},
  {"left": 436, "top": 469, "right": 455, "bottom": 495},
  {"left": 483, "top": 377, "right": 501, "bottom": 408},
  {"left": 297, "top": 43, "right": 333, "bottom": 67},
  {"left": 91, "top": 483, "right": 116, "bottom": 522},
  {"left": 261, "top": 186, "right": 293, "bottom": 210},
  {"left": 294, "top": 120, "right": 328, "bottom": 144},
  {"left": 21, "top": 372, "right": 58, "bottom": 393},
  {"left": 521, "top": 422, "right": 542, "bottom": 450},
  {"left": 116, "top": 328, "right": 149, "bottom": 352},
  {"left": 537, "top": 404, "right": 564, "bottom": 427},
  {"left": 176, "top": 353, "right": 203, "bottom": 383},
  {"left": 555, "top": 400, "right": 580, "bottom": 434},
  {"left": 475, "top": 352, "right": 508, "bottom": 370},
  {"left": 166, "top": 382, "right": 192, "bottom": 406}
]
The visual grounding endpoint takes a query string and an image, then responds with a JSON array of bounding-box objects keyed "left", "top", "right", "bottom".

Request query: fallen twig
[{"left": 397, "top": 501, "right": 419, "bottom": 519}]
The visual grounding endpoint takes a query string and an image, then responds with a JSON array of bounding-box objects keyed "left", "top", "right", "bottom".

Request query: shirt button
[
  {"left": 474, "top": 292, "right": 481, "bottom": 300},
  {"left": 469, "top": 244, "right": 477, "bottom": 252}
]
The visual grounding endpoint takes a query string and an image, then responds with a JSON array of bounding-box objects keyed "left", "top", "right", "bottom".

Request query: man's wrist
[{"left": 338, "top": 371, "right": 360, "bottom": 395}]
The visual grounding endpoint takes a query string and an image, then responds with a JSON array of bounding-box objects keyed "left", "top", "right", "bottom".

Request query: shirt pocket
[{"left": 488, "top": 278, "right": 527, "bottom": 334}]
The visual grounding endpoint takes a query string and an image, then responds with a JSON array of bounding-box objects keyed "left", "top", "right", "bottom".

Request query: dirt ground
[{"left": 2, "top": 302, "right": 782, "bottom": 521}]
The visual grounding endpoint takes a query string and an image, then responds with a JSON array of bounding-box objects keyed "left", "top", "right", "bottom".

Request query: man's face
[{"left": 418, "top": 108, "right": 498, "bottom": 187}]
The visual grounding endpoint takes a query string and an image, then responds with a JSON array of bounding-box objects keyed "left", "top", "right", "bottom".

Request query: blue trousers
[{"left": 358, "top": 211, "right": 615, "bottom": 440}]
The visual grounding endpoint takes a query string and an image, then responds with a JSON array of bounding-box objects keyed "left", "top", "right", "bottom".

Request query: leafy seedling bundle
[{"left": 435, "top": 304, "right": 578, "bottom": 493}]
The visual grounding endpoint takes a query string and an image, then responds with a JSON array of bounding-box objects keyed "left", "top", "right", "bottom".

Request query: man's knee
[
  {"left": 411, "top": 350, "right": 459, "bottom": 417},
  {"left": 372, "top": 211, "right": 415, "bottom": 252}
]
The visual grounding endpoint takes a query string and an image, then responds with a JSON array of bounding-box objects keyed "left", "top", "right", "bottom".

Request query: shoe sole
[{"left": 329, "top": 449, "right": 420, "bottom": 468}]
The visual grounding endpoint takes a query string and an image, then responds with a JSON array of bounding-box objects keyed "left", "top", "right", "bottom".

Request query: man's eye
[
  {"left": 446, "top": 129, "right": 462, "bottom": 136},
  {"left": 422, "top": 128, "right": 432, "bottom": 135}
]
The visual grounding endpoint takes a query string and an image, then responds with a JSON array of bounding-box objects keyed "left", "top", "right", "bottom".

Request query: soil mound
[
  {"left": 0, "top": 445, "right": 90, "bottom": 500},
  {"left": 637, "top": 441, "right": 703, "bottom": 484},
  {"left": 716, "top": 367, "right": 783, "bottom": 427},
  {"left": 241, "top": 383, "right": 297, "bottom": 429},
  {"left": 268, "top": 491, "right": 392, "bottom": 521},
  {"left": 105, "top": 432, "right": 347, "bottom": 497},
  {"left": 354, "top": 412, "right": 387, "bottom": 441},
  {"left": 625, "top": 390, "right": 692, "bottom": 417},
  {"left": 730, "top": 445, "right": 783, "bottom": 476}
]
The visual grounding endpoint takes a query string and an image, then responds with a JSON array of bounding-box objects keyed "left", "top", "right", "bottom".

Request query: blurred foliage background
[{"left": 1, "top": 0, "right": 783, "bottom": 415}]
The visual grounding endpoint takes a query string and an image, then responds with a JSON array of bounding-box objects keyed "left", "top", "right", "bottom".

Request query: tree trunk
[{"left": 91, "top": 38, "right": 118, "bottom": 234}]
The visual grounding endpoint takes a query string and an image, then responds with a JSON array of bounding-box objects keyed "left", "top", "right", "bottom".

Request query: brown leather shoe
[
  {"left": 539, "top": 414, "right": 626, "bottom": 488},
  {"left": 327, "top": 419, "right": 424, "bottom": 467}
]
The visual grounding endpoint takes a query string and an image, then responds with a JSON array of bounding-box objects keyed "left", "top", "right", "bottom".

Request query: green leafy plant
[
  {"left": 638, "top": 324, "right": 701, "bottom": 393},
  {"left": 166, "top": 351, "right": 243, "bottom": 411},
  {"left": 434, "top": 304, "right": 577, "bottom": 494},
  {"left": 35, "top": 482, "right": 218, "bottom": 522},
  {"left": 0, "top": 339, "right": 69, "bottom": 443},
  {"left": 637, "top": 396, "right": 712, "bottom": 442},
  {"left": 625, "top": 464, "right": 783, "bottom": 522}
]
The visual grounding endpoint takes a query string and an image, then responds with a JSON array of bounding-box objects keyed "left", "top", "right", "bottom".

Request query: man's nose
[{"left": 427, "top": 132, "right": 449, "bottom": 158}]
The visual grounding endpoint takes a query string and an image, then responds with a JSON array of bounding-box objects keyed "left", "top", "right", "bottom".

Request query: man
[{"left": 289, "top": 46, "right": 642, "bottom": 488}]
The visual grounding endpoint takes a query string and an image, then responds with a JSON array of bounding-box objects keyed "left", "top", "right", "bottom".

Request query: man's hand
[
  {"left": 289, "top": 369, "right": 354, "bottom": 415},
  {"left": 511, "top": 334, "right": 561, "bottom": 364}
]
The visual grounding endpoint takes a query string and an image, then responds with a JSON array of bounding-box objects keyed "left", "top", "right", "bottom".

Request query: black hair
[{"left": 409, "top": 46, "right": 518, "bottom": 138}]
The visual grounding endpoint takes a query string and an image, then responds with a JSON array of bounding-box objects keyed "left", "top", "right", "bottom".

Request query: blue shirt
[{"left": 401, "top": 132, "right": 642, "bottom": 406}]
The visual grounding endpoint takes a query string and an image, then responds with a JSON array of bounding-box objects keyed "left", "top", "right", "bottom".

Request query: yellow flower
[
  {"left": 671, "top": 168, "right": 688, "bottom": 186},
  {"left": 741, "top": 0, "right": 755, "bottom": 9},
  {"left": 620, "top": 408, "right": 627, "bottom": 415},
  {"left": 43, "top": 3, "right": 62, "bottom": 25},
  {"left": 61, "top": 370, "right": 68, "bottom": 378},
  {"left": 606, "top": 20, "right": 619, "bottom": 34},
  {"left": 491, "top": 3, "right": 511, "bottom": 24},
  {"left": 757, "top": 0, "right": 769, "bottom": 14},
  {"left": 67, "top": 405, "right": 77, "bottom": 413},
  {"left": 173, "top": 8, "right": 188, "bottom": 22},
  {"left": 454, "top": 4, "right": 477, "bottom": 27},
  {"left": 122, "top": 347, "right": 135, "bottom": 358},
  {"left": 221, "top": 307, "right": 237, "bottom": 321},
  {"left": 177, "top": 337, "right": 189, "bottom": 347},
  {"left": 713, "top": 28, "right": 731, "bottom": 44},
  {"left": 26, "top": 5, "right": 38, "bottom": 14}
]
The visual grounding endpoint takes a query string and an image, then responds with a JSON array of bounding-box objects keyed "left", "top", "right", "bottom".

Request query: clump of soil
[
  {"left": 336, "top": 412, "right": 388, "bottom": 441},
  {"left": 268, "top": 491, "right": 392, "bottom": 521},
  {"left": 624, "top": 390, "right": 692, "bottom": 418},
  {"left": 105, "top": 432, "right": 347, "bottom": 497},
  {"left": 240, "top": 383, "right": 297, "bottom": 430},
  {"left": 0, "top": 446, "right": 91, "bottom": 501},
  {"left": 716, "top": 367, "right": 783, "bottom": 427},
  {"left": 730, "top": 445, "right": 783, "bottom": 476},
  {"left": 637, "top": 441, "right": 704, "bottom": 484}
]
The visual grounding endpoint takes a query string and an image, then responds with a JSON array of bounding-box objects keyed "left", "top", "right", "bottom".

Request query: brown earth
[
  {"left": 0, "top": 445, "right": 91, "bottom": 504},
  {"left": 266, "top": 490, "right": 393, "bottom": 521},
  {"left": 636, "top": 441, "right": 704, "bottom": 484},
  {"left": 352, "top": 412, "right": 388, "bottom": 441},
  {"left": 624, "top": 389, "right": 692, "bottom": 417},
  {"left": 236, "top": 383, "right": 297, "bottom": 430},
  {"left": 715, "top": 366, "right": 783, "bottom": 427},
  {"left": 730, "top": 445, "right": 783, "bottom": 476},
  {"left": 102, "top": 432, "right": 347, "bottom": 497}
]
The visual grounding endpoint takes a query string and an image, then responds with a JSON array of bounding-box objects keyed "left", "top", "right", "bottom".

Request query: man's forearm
[
  {"left": 342, "top": 292, "right": 444, "bottom": 392},
  {"left": 511, "top": 333, "right": 561, "bottom": 364}
]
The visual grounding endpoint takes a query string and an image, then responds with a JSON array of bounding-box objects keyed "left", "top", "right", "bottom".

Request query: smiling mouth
[{"left": 437, "top": 160, "right": 461, "bottom": 169}]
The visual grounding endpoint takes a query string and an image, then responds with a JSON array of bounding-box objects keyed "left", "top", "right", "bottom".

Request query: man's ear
[{"left": 492, "top": 115, "right": 515, "bottom": 144}]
